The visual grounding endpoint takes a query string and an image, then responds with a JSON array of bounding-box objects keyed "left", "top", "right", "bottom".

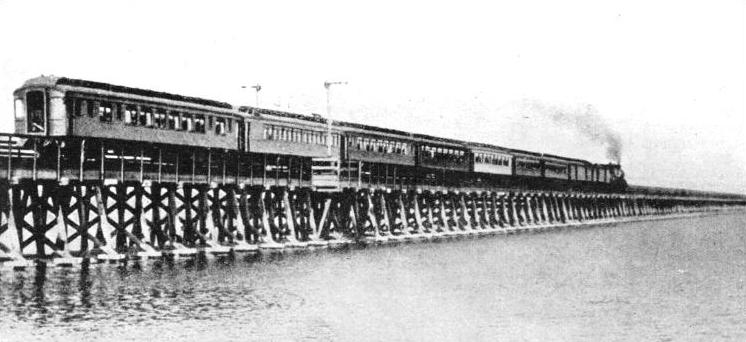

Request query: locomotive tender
[{"left": 11, "top": 75, "right": 625, "bottom": 191}]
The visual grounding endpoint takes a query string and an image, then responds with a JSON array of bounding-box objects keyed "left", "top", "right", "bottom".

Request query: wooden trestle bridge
[{"left": 0, "top": 134, "right": 744, "bottom": 267}]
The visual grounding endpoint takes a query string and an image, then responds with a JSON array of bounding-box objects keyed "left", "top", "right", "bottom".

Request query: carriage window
[
  {"left": 115, "top": 103, "right": 123, "bottom": 121},
  {"left": 86, "top": 101, "right": 96, "bottom": 117},
  {"left": 15, "top": 98, "right": 26, "bottom": 122},
  {"left": 26, "top": 91, "right": 46, "bottom": 133},
  {"left": 215, "top": 117, "right": 226, "bottom": 135},
  {"left": 125, "top": 105, "right": 137, "bottom": 124},
  {"left": 226, "top": 119, "right": 233, "bottom": 133},
  {"left": 154, "top": 109, "right": 167, "bottom": 128},
  {"left": 194, "top": 115, "right": 205, "bottom": 133},
  {"left": 99, "top": 102, "right": 113, "bottom": 123},
  {"left": 139, "top": 107, "right": 152, "bottom": 126},
  {"left": 181, "top": 114, "right": 193, "bottom": 131},
  {"left": 167, "top": 112, "right": 177, "bottom": 129},
  {"left": 74, "top": 98, "right": 86, "bottom": 117}
]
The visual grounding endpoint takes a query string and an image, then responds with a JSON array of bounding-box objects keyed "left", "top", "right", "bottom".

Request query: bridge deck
[{"left": 0, "top": 133, "right": 743, "bottom": 264}]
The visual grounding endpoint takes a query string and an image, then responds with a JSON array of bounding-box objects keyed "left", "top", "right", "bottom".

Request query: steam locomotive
[{"left": 11, "top": 75, "right": 626, "bottom": 191}]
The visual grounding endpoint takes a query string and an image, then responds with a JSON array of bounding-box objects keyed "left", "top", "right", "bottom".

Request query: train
[{"left": 11, "top": 75, "right": 626, "bottom": 191}]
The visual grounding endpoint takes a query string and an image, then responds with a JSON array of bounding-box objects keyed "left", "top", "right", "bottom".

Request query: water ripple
[{"left": 1, "top": 214, "right": 746, "bottom": 341}]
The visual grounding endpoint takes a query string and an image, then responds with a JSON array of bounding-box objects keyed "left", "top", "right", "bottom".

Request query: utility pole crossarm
[{"left": 242, "top": 84, "right": 262, "bottom": 107}]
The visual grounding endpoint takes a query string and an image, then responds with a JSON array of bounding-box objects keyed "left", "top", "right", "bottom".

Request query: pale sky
[{"left": 0, "top": 0, "right": 744, "bottom": 193}]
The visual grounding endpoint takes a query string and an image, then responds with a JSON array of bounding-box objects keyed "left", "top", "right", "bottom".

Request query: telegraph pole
[{"left": 324, "top": 81, "right": 347, "bottom": 156}]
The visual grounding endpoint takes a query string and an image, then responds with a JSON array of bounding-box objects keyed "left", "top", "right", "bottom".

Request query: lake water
[{"left": 1, "top": 213, "right": 745, "bottom": 341}]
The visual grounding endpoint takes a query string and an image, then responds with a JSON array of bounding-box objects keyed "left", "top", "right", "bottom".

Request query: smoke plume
[{"left": 516, "top": 100, "right": 623, "bottom": 163}]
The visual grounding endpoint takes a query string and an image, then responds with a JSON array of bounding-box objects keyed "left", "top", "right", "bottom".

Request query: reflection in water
[
  {"left": 1, "top": 214, "right": 746, "bottom": 342},
  {"left": 78, "top": 263, "right": 91, "bottom": 308}
]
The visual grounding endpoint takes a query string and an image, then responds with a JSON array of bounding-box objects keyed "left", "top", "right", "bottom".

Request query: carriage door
[
  {"left": 340, "top": 134, "right": 347, "bottom": 159},
  {"left": 25, "top": 90, "right": 47, "bottom": 134},
  {"left": 238, "top": 120, "right": 248, "bottom": 152}
]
